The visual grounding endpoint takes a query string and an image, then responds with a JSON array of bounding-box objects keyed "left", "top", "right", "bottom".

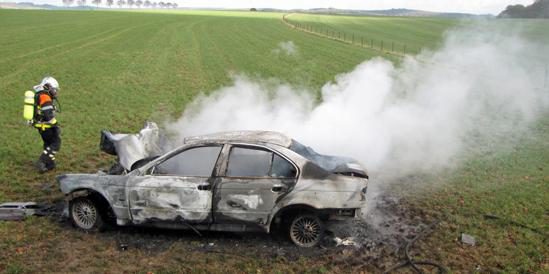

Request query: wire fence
[{"left": 282, "top": 14, "right": 418, "bottom": 58}]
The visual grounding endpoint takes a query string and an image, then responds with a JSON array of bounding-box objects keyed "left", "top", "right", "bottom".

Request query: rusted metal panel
[
  {"left": 213, "top": 177, "right": 296, "bottom": 225},
  {"left": 127, "top": 176, "right": 212, "bottom": 224},
  {"left": 0, "top": 202, "right": 41, "bottom": 221},
  {"left": 58, "top": 173, "right": 130, "bottom": 220}
]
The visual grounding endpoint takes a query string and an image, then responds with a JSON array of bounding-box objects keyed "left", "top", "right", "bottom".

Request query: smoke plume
[
  {"left": 166, "top": 22, "right": 549, "bottom": 185},
  {"left": 272, "top": 41, "right": 298, "bottom": 56}
]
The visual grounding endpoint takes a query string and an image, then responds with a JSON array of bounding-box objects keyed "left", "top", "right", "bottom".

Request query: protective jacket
[{"left": 34, "top": 91, "right": 57, "bottom": 130}]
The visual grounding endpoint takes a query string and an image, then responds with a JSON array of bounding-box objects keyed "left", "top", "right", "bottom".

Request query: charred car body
[{"left": 58, "top": 123, "right": 369, "bottom": 247}]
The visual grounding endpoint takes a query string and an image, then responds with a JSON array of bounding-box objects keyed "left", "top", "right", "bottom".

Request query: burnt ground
[{"left": 33, "top": 194, "right": 441, "bottom": 273}]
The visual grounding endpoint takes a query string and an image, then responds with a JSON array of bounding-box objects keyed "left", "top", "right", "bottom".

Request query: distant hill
[
  {"left": 261, "top": 8, "right": 490, "bottom": 18},
  {"left": 0, "top": 1, "right": 98, "bottom": 9},
  {"left": 0, "top": 2, "right": 46, "bottom": 9},
  {"left": 498, "top": 0, "right": 549, "bottom": 18},
  {"left": 0, "top": 3, "right": 488, "bottom": 17}
]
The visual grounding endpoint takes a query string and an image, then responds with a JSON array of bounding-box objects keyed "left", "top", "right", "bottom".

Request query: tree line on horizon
[{"left": 62, "top": 0, "right": 179, "bottom": 9}]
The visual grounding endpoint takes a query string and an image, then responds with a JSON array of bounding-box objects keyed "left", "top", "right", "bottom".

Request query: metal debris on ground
[
  {"left": 461, "top": 233, "right": 476, "bottom": 246},
  {"left": 334, "top": 237, "right": 358, "bottom": 247},
  {"left": 0, "top": 202, "right": 46, "bottom": 221}
]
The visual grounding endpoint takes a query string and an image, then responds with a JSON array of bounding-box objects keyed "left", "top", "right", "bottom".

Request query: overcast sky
[{"left": 27, "top": 0, "right": 534, "bottom": 14}]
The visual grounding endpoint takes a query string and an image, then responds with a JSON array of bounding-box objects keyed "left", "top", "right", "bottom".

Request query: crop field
[
  {"left": 1, "top": 9, "right": 548, "bottom": 273},
  {"left": 284, "top": 13, "right": 458, "bottom": 54}
]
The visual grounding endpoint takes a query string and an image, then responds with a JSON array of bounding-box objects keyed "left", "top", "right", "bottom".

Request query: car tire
[
  {"left": 69, "top": 197, "right": 106, "bottom": 232},
  {"left": 288, "top": 214, "right": 324, "bottom": 247}
]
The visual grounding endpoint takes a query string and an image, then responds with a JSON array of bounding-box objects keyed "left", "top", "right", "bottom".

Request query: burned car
[{"left": 58, "top": 126, "right": 368, "bottom": 247}]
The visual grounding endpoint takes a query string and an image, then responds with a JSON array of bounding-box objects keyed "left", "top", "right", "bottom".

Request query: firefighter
[{"left": 32, "top": 77, "right": 61, "bottom": 173}]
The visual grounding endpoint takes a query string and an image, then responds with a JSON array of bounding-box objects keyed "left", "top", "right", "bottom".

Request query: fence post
[
  {"left": 352, "top": 34, "right": 354, "bottom": 44},
  {"left": 381, "top": 41, "right": 384, "bottom": 52},
  {"left": 392, "top": 42, "right": 394, "bottom": 52},
  {"left": 371, "top": 39, "right": 373, "bottom": 48},
  {"left": 543, "top": 64, "right": 549, "bottom": 88}
]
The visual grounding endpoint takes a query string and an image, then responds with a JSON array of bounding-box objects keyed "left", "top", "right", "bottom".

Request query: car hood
[{"left": 100, "top": 122, "right": 165, "bottom": 170}]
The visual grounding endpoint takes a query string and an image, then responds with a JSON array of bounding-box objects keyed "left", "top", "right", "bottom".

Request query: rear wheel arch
[
  {"left": 271, "top": 204, "right": 328, "bottom": 223},
  {"left": 269, "top": 204, "right": 326, "bottom": 247},
  {"left": 269, "top": 204, "right": 320, "bottom": 232}
]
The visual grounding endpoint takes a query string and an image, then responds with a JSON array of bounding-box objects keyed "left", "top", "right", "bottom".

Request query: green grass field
[
  {"left": 0, "top": 9, "right": 548, "bottom": 273},
  {"left": 1, "top": 9, "right": 382, "bottom": 200}
]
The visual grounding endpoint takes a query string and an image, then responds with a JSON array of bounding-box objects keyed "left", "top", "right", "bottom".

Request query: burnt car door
[
  {"left": 213, "top": 145, "right": 298, "bottom": 226},
  {"left": 127, "top": 145, "right": 222, "bottom": 225}
]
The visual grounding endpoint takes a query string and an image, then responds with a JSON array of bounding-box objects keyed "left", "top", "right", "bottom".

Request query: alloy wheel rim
[
  {"left": 72, "top": 200, "right": 97, "bottom": 229},
  {"left": 290, "top": 216, "right": 321, "bottom": 246}
]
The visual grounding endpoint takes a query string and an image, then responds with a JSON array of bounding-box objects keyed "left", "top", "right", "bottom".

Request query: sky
[{"left": 24, "top": 0, "right": 534, "bottom": 15}]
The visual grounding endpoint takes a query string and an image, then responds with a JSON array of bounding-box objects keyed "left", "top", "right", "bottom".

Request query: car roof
[{"left": 184, "top": 130, "right": 293, "bottom": 148}]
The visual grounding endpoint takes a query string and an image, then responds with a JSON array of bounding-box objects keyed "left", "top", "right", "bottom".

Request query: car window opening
[
  {"left": 227, "top": 146, "right": 296, "bottom": 178},
  {"left": 153, "top": 146, "right": 222, "bottom": 177}
]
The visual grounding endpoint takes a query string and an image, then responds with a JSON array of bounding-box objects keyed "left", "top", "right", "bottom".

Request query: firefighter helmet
[{"left": 34, "top": 76, "right": 60, "bottom": 97}]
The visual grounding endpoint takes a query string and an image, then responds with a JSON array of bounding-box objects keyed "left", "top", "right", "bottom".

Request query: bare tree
[
  {"left": 127, "top": 0, "right": 134, "bottom": 7},
  {"left": 151, "top": 2, "right": 157, "bottom": 8},
  {"left": 92, "top": 0, "right": 101, "bottom": 7},
  {"left": 76, "top": 0, "right": 86, "bottom": 6},
  {"left": 135, "top": 0, "right": 142, "bottom": 8},
  {"left": 158, "top": 1, "right": 164, "bottom": 8},
  {"left": 172, "top": 2, "right": 177, "bottom": 8},
  {"left": 116, "top": 0, "right": 125, "bottom": 7},
  {"left": 62, "top": 0, "right": 72, "bottom": 6},
  {"left": 144, "top": 0, "right": 150, "bottom": 8},
  {"left": 106, "top": 0, "right": 113, "bottom": 7}
]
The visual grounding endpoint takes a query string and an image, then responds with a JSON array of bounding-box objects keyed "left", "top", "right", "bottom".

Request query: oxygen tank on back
[{"left": 23, "top": 90, "right": 35, "bottom": 122}]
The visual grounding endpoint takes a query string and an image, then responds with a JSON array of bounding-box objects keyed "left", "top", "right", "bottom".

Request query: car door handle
[
  {"left": 198, "top": 184, "right": 211, "bottom": 191},
  {"left": 134, "top": 200, "right": 147, "bottom": 207},
  {"left": 272, "top": 185, "right": 287, "bottom": 192}
]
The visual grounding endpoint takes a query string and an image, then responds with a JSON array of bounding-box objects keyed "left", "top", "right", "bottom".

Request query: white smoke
[
  {"left": 272, "top": 41, "right": 298, "bottom": 56},
  {"left": 166, "top": 22, "right": 549, "bottom": 182}
]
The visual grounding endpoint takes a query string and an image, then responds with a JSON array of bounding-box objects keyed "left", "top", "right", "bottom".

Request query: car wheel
[
  {"left": 289, "top": 214, "right": 324, "bottom": 247},
  {"left": 69, "top": 197, "right": 105, "bottom": 231}
]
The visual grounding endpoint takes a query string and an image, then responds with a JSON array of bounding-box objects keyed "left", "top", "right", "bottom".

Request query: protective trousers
[{"left": 38, "top": 126, "right": 61, "bottom": 170}]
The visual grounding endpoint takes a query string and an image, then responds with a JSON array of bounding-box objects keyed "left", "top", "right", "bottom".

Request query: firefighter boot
[{"left": 36, "top": 147, "right": 56, "bottom": 173}]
